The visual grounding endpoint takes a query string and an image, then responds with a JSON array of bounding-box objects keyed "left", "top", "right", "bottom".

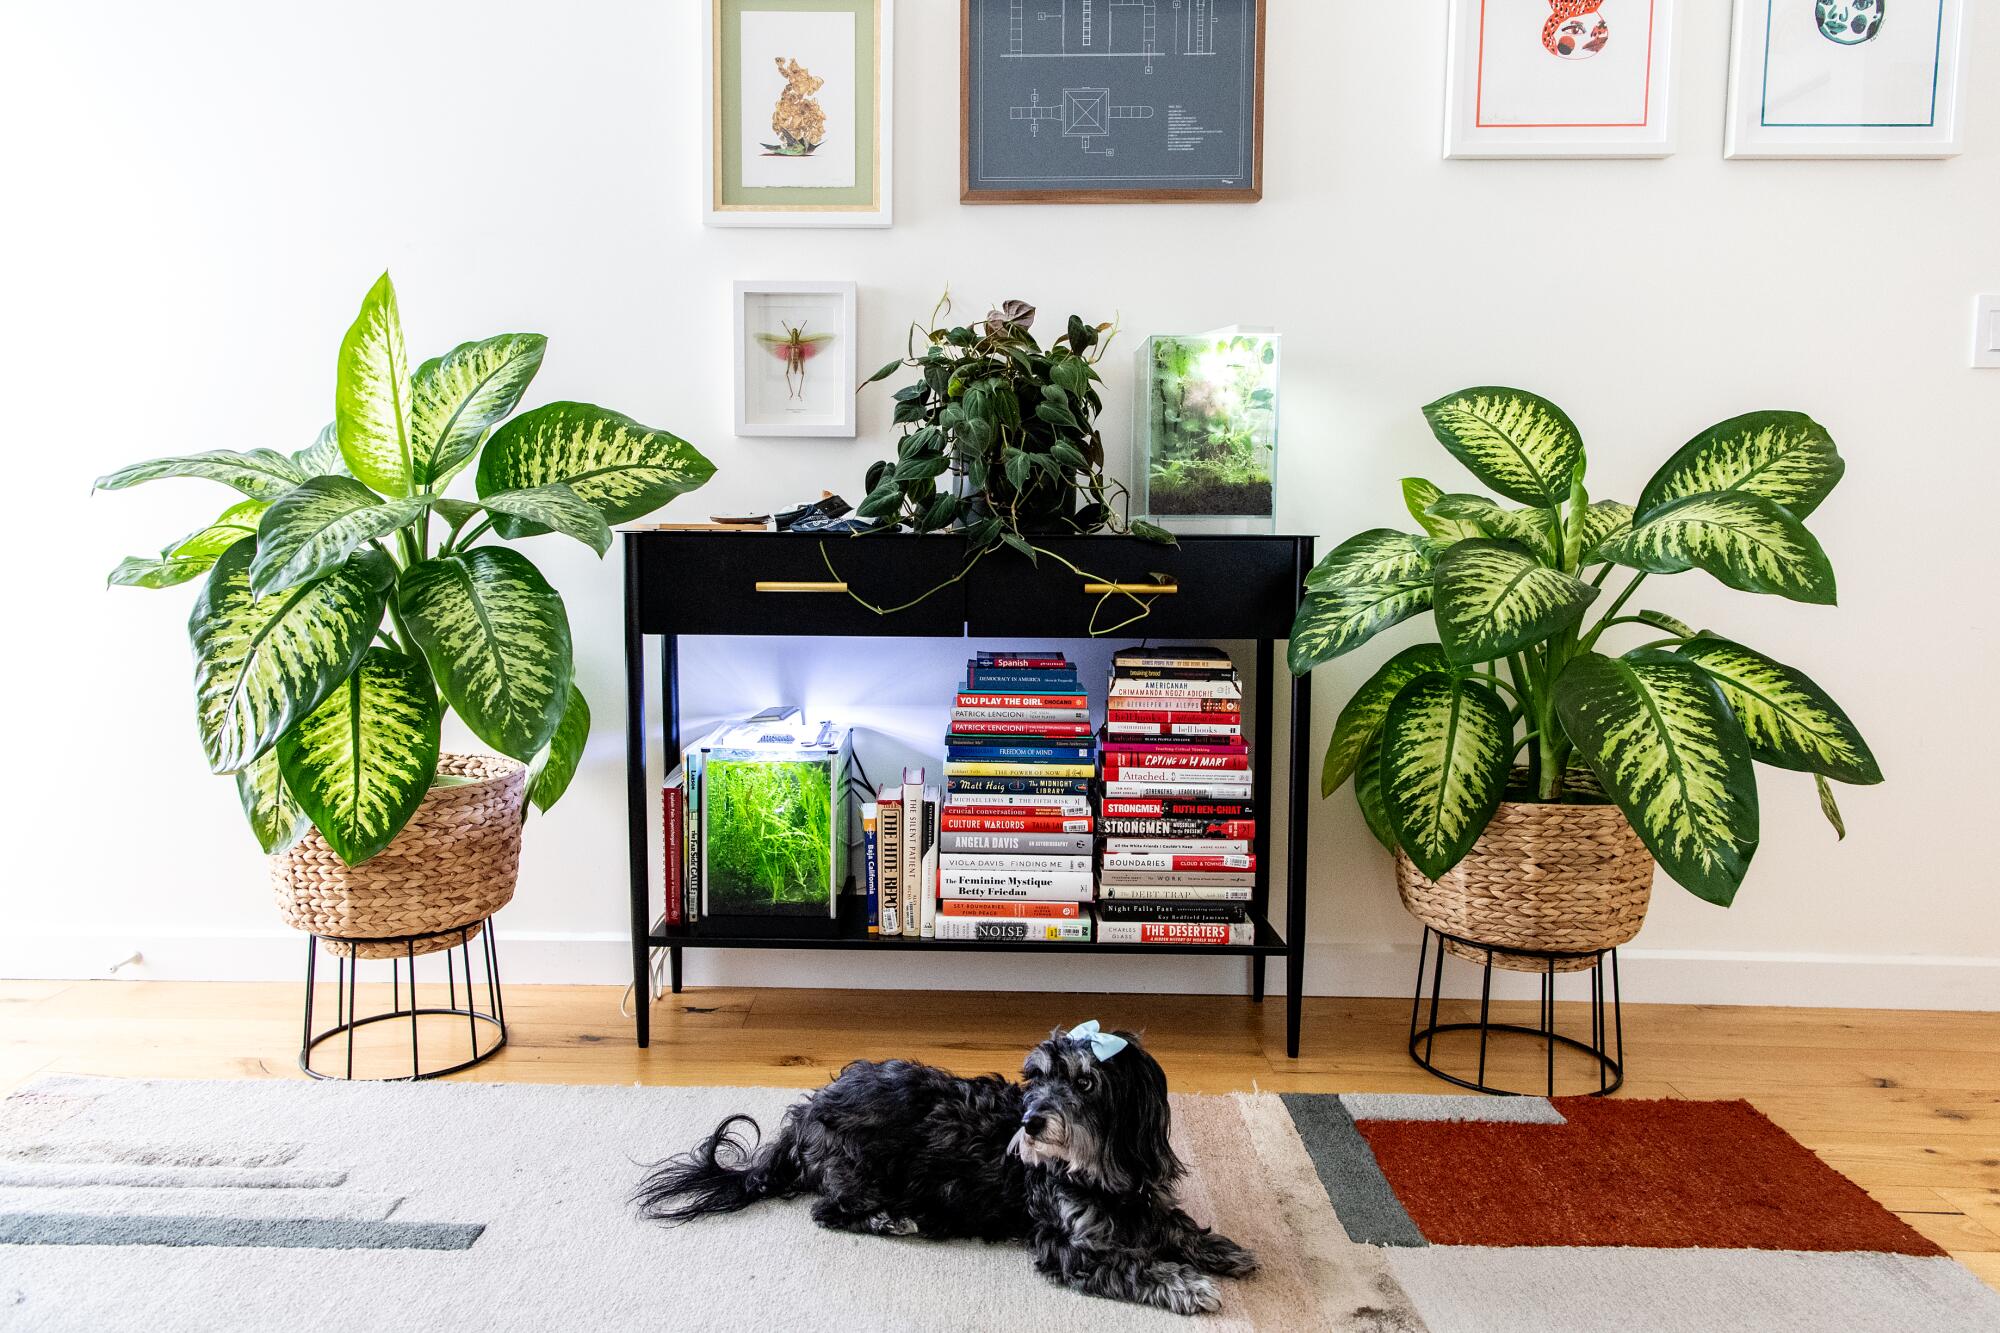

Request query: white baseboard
[{"left": 4, "top": 927, "right": 1994, "bottom": 1011}]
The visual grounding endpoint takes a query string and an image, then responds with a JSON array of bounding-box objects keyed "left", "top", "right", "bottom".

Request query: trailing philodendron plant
[
  {"left": 1289, "top": 387, "right": 1881, "bottom": 907},
  {"left": 101, "top": 273, "right": 715, "bottom": 865}
]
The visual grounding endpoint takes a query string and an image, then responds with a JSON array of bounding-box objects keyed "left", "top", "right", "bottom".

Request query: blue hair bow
[{"left": 1068, "top": 1019, "right": 1128, "bottom": 1062}]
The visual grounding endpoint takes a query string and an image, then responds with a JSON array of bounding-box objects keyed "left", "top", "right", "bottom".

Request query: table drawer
[
  {"left": 631, "top": 533, "right": 968, "bottom": 637},
  {"left": 963, "top": 537, "right": 1305, "bottom": 640}
]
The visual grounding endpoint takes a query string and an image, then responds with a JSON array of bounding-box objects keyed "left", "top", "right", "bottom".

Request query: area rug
[{"left": 0, "top": 1077, "right": 1992, "bottom": 1332}]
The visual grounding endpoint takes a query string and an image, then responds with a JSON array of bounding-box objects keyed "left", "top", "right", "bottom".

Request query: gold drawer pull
[
  {"left": 1084, "top": 581, "right": 1179, "bottom": 596},
  {"left": 755, "top": 580, "right": 849, "bottom": 593}
]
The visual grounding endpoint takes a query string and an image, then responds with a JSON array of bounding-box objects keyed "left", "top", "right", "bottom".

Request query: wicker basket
[
  {"left": 1395, "top": 798, "right": 1654, "bottom": 973},
  {"left": 271, "top": 753, "right": 527, "bottom": 959}
]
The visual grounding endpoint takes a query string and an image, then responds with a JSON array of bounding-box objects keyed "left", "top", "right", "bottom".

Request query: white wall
[{"left": 5, "top": 1, "right": 1996, "bottom": 1009}]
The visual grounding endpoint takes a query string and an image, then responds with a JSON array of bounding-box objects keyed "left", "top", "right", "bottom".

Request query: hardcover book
[
  {"left": 939, "top": 900, "right": 1083, "bottom": 919},
  {"left": 1095, "top": 919, "right": 1252, "bottom": 945},
  {"left": 1098, "top": 884, "right": 1254, "bottom": 901},
  {"left": 1099, "top": 869, "right": 1256, "bottom": 889},
  {"left": 1100, "top": 817, "right": 1259, "bottom": 838},
  {"left": 933, "top": 918, "right": 1094, "bottom": 942},
  {"left": 1104, "top": 780, "right": 1254, "bottom": 800},
  {"left": 1101, "top": 798, "right": 1258, "bottom": 819},
  {"left": 1095, "top": 900, "right": 1248, "bottom": 923},
  {"left": 938, "top": 831, "right": 1095, "bottom": 856},
  {"left": 1103, "top": 838, "right": 1252, "bottom": 856},
  {"left": 938, "top": 871, "right": 1096, "bottom": 901},
  {"left": 938, "top": 854, "right": 1094, "bottom": 874}
]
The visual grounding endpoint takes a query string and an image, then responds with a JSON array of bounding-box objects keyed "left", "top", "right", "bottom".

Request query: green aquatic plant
[{"left": 703, "top": 759, "right": 836, "bottom": 914}]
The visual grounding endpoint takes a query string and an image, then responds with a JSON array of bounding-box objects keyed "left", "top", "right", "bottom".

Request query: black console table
[{"left": 622, "top": 531, "right": 1316, "bottom": 1055}]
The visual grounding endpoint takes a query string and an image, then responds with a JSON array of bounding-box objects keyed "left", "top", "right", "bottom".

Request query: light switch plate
[{"left": 1974, "top": 296, "right": 2000, "bottom": 369}]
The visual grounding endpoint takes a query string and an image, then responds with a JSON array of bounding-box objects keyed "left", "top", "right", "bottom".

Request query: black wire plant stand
[
  {"left": 1408, "top": 925, "right": 1624, "bottom": 1097},
  {"left": 299, "top": 919, "right": 507, "bottom": 1081}
]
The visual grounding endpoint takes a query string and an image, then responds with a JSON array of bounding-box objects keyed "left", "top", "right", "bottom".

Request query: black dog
[{"left": 634, "top": 1023, "right": 1257, "bottom": 1316}]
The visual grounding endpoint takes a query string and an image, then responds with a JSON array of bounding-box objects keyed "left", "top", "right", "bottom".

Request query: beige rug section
[{"left": 0, "top": 1076, "right": 1402, "bottom": 1332}]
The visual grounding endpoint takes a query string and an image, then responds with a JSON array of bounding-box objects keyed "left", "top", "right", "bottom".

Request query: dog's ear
[{"left": 1096, "top": 1031, "right": 1182, "bottom": 1192}]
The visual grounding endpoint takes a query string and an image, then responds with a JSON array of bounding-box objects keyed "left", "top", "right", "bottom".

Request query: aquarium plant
[
  {"left": 1138, "top": 329, "right": 1279, "bottom": 530},
  {"left": 698, "top": 718, "right": 850, "bottom": 919}
]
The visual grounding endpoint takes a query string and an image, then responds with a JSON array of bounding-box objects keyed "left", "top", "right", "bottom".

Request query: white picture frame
[
  {"left": 1725, "top": 0, "right": 1966, "bottom": 159},
  {"left": 733, "top": 281, "right": 858, "bottom": 438},
  {"left": 704, "top": 0, "right": 894, "bottom": 227},
  {"left": 1445, "top": 0, "right": 1677, "bottom": 159}
]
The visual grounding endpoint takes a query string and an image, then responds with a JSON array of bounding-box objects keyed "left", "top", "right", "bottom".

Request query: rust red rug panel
[{"left": 1356, "top": 1097, "right": 1942, "bottom": 1255}]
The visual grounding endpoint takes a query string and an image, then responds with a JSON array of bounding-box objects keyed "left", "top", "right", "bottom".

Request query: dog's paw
[
  {"left": 867, "top": 1213, "right": 919, "bottom": 1237},
  {"left": 1152, "top": 1264, "right": 1222, "bottom": 1316},
  {"left": 1196, "top": 1236, "right": 1259, "bottom": 1278}
]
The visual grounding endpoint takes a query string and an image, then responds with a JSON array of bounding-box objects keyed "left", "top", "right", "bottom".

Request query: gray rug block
[
  {"left": 0, "top": 1214, "right": 482, "bottom": 1251},
  {"left": 1382, "top": 1246, "right": 2000, "bottom": 1333},
  {"left": 1278, "top": 1094, "right": 1425, "bottom": 1248},
  {"left": 1337, "top": 1094, "right": 1565, "bottom": 1125}
]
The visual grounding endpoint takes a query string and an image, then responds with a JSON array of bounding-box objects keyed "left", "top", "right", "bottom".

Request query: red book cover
[
  {"left": 1095, "top": 921, "right": 1246, "bottom": 945},
  {"left": 1099, "top": 739, "right": 1248, "bottom": 755},
  {"left": 1106, "top": 713, "right": 1243, "bottom": 729},
  {"left": 939, "top": 813, "right": 1095, "bottom": 834},
  {"left": 1104, "top": 696, "right": 1241, "bottom": 714},
  {"left": 948, "top": 721, "right": 1094, "bottom": 738},
  {"left": 979, "top": 654, "right": 1072, "bottom": 667},
  {"left": 1102, "top": 752, "right": 1250, "bottom": 775},
  {"left": 1101, "top": 854, "right": 1257, "bottom": 872},
  {"left": 1102, "top": 798, "right": 1258, "bottom": 819}
]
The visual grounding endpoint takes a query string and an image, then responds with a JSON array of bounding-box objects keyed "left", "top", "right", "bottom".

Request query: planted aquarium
[
  {"left": 696, "top": 709, "right": 850, "bottom": 927},
  {"left": 1136, "top": 329, "right": 1280, "bottom": 534}
]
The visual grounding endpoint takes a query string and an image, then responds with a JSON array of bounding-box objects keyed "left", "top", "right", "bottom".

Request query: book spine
[
  {"left": 1099, "top": 884, "right": 1254, "bottom": 901},
  {"left": 1105, "top": 722, "right": 1243, "bottom": 738},
  {"left": 1112, "top": 653, "right": 1235, "bottom": 671},
  {"left": 1101, "top": 853, "right": 1255, "bottom": 872},
  {"left": 938, "top": 832, "right": 1095, "bottom": 855},
  {"left": 1095, "top": 920, "right": 1252, "bottom": 945},
  {"left": 876, "top": 799, "right": 901, "bottom": 941},
  {"left": 688, "top": 758, "right": 703, "bottom": 923},
  {"left": 947, "top": 720, "right": 1094, "bottom": 738},
  {"left": 955, "top": 693, "right": 1088, "bottom": 709},
  {"left": 1101, "top": 753, "right": 1249, "bottom": 775},
  {"left": 1096, "top": 901, "right": 1248, "bottom": 923},
  {"left": 944, "top": 761, "right": 1098, "bottom": 778},
  {"left": 947, "top": 776, "right": 1092, "bottom": 796},
  {"left": 1107, "top": 702, "right": 1243, "bottom": 719},
  {"left": 953, "top": 707, "right": 1091, "bottom": 723},
  {"left": 919, "top": 789, "right": 939, "bottom": 939},
  {"left": 938, "top": 854, "right": 1094, "bottom": 874},
  {"left": 945, "top": 745, "right": 1096, "bottom": 762},
  {"left": 938, "top": 900, "right": 1084, "bottom": 919},
  {"left": 1103, "top": 838, "right": 1252, "bottom": 856},
  {"left": 938, "top": 873, "right": 1096, "bottom": 901},
  {"left": 965, "top": 671, "right": 1082, "bottom": 690},
  {"left": 977, "top": 654, "right": 1072, "bottom": 667},
  {"left": 943, "top": 794, "right": 1093, "bottom": 813},
  {"left": 861, "top": 801, "right": 879, "bottom": 935},
  {"left": 901, "top": 774, "right": 923, "bottom": 938},
  {"left": 1100, "top": 817, "right": 1260, "bottom": 838},
  {"left": 1101, "top": 798, "right": 1259, "bottom": 819},
  {"left": 1098, "top": 766, "right": 1253, "bottom": 786},
  {"left": 1100, "top": 870, "right": 1256, "bottom": 888},
  {"left": 1105, "top": 680, "right": 1244, "bottom": 699},
  {"left": 662, "top": 784, "right": 683, "bottom": 927},
  {"left": 1104, "top": 772, "right": 1256, "bottom": 792},
  {"left": 933, "top": 918, "right": 1094, "bottom": 942},
  {"left": 941, "top": 814, "right": 1094, "bottom": 834},
  {"left": 1113, "top": 665, "right": 1240, "bottom": 681}
]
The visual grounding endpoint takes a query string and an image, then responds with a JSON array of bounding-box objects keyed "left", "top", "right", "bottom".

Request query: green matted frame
[{"left": 704, "top": 0, "right": 893, "bottom": 227}]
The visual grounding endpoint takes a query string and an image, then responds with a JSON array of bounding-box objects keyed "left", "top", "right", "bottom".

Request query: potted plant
[
  {"left": 834, "top": 298, "right": 1173, "bottom": 630},
  {"left": 1289, "top": 386, "right": 1880, "bottom": 959},
  {"left": 100, "top": 272, "right": 714, "bottom": 953}
]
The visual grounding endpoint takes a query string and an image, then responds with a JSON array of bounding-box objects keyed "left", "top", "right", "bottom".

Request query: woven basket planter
[
  {"left": 271, "top": 753, "right": 527, "bottom": 960},
  {"left": 1395, "top": 798, "right": 1654, "bottom": 973}
]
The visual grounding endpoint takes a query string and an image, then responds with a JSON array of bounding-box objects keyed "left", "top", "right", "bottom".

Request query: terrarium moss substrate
[
  {"left": 1142, "top": 334, "right": 1277, "bottom": 519},
  {"left": 702, "top": 758, "right": 837, "bottom": 916}
]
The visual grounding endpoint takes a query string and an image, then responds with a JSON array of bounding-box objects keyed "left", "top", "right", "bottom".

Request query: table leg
[{"left": 623, "top": 541, "right": 652, "bottom": 1049}]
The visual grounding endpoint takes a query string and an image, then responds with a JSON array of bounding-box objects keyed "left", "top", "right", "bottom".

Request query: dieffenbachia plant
[
  {"left": 1288, "top": 387, "right": 1880, "bottom": 907},
  {"left": 101, "top": 273, "right": 715, "bottom": 865}
]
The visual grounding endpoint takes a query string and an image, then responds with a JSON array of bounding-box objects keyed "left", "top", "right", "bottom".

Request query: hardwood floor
[{"left": 3, "top": 980, "right": 1995, "bottom": 1290}]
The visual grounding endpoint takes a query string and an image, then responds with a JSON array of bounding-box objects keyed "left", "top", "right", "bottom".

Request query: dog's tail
[{"left": 633, "top": 1112, "right": 798, "bottom": 1224}]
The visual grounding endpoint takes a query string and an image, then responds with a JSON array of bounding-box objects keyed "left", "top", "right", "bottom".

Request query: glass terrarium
[
  {"left": 696, "top": 708, "right": 850, "bottom": 932},
  {"left": 1135, "top": 328, "right": 1280, "bottom": 534}
]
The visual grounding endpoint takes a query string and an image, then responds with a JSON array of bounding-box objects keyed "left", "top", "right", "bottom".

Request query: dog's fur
[{"left": 634, "top": 1027, "right": 1256, "bottom": 1316}]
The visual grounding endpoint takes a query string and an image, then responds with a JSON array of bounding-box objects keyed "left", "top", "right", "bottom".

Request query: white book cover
[
  {"left": 939, "top": 876, "right": 1097, "bottom": 902},
  {"left": 1106, "top": 680, "right": 1244, "bottom": 698},
  {"left": 1103, "top": 839, "right": 1253, "bottom": 856},
  {"left": 919, "top": 785, "right": 940, "bottom": 938},
  {"left": 1098, "top": 884, "right": 1254, "bottom": 902},
  {"left": 933, "top": 917, "right": 1093, "bottom": 942},
  {"left": 943, "top": 793, "right": 1092, "bottom": 814},
  {"left": 1105, "top": 767, "right": 1253, "bottom": 786},
  {"left": 901, "top": 769, "right": 923, "bottom": 938},
  {"left": 936, "top": 855, "right": 1094, "bottom": 874},
  {"left": 1104, "top": 781, "right": 1254, "bottom": 800}
]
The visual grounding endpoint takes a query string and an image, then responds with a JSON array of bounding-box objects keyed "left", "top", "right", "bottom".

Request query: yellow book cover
[{"left": 941, "top": 762, "right": 1097, "bottom": 778}]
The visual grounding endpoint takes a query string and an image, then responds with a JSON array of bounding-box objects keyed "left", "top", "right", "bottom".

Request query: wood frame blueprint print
[
  {"left": 960, "top": 0, "right": 1265, "bottom": 203},
  {"left": 1724, "top": 0, "right": 1966, "bottom": 158},
  {"left": 704, "top": 0, "right": 894, "bottom": 227},
  {"left": 1444, "top": 0, "right": 1677, "bottom": 158}
]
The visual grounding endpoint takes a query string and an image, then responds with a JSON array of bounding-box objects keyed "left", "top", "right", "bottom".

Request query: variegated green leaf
[
  {"left": 411, "top": 333, "right": 547, "bottom": 487},
  {"left": 1432, "top": 539, "right": 1598, "bottom": 666},
  {"left": 398, "top": 548, "right": 572, "bottom": 760},
  {"left": 1381, "top": 673, "right": 1513, "bottom": 880},
  {"left": 1677, "top": 636, "right": 1881, "bottom": 784},
  {"left": 1634, "top": 609, "right": 1695, "bottom": 638},
  {"left": 107, "top": 499, "right": 270, "bottom": 589},
  {"left": 236, "top": 747, "right": 309, "bottom": 855},
  {"left": 1421, "top": 387, "right": 1584, "bottom": 508},
  {"left": 1323, "top": 645, "right": 1449, "bottom": 795},
  {"left": 335, "top": 272, "right": 416, "bottom": 497},
  {"left": 1354, "top": 727, "right": 1396, "bottom": 852},
  {"left": 1638, "top": 411, "right": 1844, "bottom": 521},
  {"left": 1555, "top": 650, "right": 1759, "bottom": 906},
  {"left": 1815, "top": 773, "right": 1847, "bottom": 840},
  {"left": 249, "top": 475, "right": 431, "bottom": 596},
  {"left": 1577, "top": 500, "right": 1635, "bottom": 564},
  {"left": 1401, "top": 478, "right": 1483, "bottom": 542},
  {"left": 469, "top": 484, "right": 613, "bottom": 556},
  {"left": 277, "top": 647, "right": 441, "bottom": 865},
  {"left": 1304, "top": 530, "right": 1440, "bottom": 593},
  {"left": 1595, "top": 491, "right": 1836, "bottom": 605},
  {"left": 527, "top": 684, "right": 591, "bottom": 812},
  {"left": 1288, "top": 580, "right": 1434, "bottom": 674},
  {"left": 94, "top": 449, "right": 305, "bottom": 500},
  {"left": 189, "top": 539, "right": 392, "bottom": 774},
  {"left": 476, "top": 402, "right": 716, "bottom": 534},
  {"left": 1425, "top": 494, "right": 1558, "bottom": 564},
  {"left": 292, "top": 421, "right": 349, "bottom": 478}
]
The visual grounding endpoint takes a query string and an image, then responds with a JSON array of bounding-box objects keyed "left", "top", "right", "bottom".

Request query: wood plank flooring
[{"left": 2, "top": 981, "right": 1994, "bottom": 1290}]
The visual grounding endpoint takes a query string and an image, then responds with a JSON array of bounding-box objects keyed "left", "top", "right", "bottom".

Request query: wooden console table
[{"left": 622, "top": 531, "right": 1315, "bottom": 1054}]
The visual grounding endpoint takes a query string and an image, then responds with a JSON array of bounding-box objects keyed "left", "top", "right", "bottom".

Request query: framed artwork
[
  {"left": 1725, "top": 0, "right": 1967, "bottom": 158},
  {"left": 704, "top": 0, "right": 893, "bottom": 226},
  {"left": 733, "top": 282, "right": 858, "bottom": 437},
  {"left": 959, "top": 0, "right": 1264, "bottom": 204},
  {"left": 1444, "top": 0, "right": 1677, "bottom": 158}
]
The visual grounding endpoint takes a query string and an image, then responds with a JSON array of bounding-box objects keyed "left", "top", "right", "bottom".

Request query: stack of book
[
  {"left": 934, "top": 651, "right": 1096, "bottom": 942},
  {"left": 1096, "top": 647, "right": 1256, "bottom": 946},
  {"left": 861, "top": 767, "right": 937, "bottom": 939}
]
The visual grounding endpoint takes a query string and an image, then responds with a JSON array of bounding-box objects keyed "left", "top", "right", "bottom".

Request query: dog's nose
[{"left": 1024, "top": 1114, "right": 1048, "bottom": 1137}]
